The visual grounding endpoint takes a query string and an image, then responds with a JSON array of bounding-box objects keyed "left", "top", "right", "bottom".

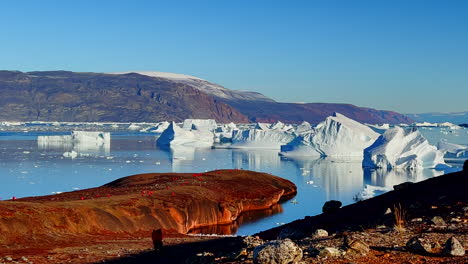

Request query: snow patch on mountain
[{"left": 110, "top": 71, "right": 274, "bottom": 102}]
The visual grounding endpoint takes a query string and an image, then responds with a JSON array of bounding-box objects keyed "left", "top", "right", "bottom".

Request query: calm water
[{"left": 0, "top": 126, "right": 466, "bottom": 235}]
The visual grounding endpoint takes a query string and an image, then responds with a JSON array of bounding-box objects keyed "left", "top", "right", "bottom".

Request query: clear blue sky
[{"left": 1, "top": 0, "right": 467, "bottom": 113}]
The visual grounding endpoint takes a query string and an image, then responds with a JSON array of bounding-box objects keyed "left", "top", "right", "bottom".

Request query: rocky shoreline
[
  {"left": 0, "top": 170, "right": 296, "bottom": 263},
  {"left": 1, "top": 169, "right": 466, "bottom": 264},
  {"left": 105, "top": 169, "right": 466, "bottom": 264}
]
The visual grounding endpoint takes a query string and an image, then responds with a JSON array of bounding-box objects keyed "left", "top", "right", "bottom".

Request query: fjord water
[{"left": 0, "top": 128, "right": 465, "bottom": 235}]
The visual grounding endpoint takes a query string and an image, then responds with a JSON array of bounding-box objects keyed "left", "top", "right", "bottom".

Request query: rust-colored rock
[{"left": 0, "top": 170, "right": 296, "bottom": 249}]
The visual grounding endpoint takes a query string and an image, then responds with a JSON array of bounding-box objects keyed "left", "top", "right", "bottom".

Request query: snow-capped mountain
[{"left": 111, "top": 71, "right": 274, "bottom": 102}]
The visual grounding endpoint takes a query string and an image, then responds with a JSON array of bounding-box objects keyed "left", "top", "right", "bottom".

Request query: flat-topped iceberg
[
  {"left": 156, "top": 122, "right": 214, "bottom": 147},
  {"left": 182, "top": 119, "right": 217, "bottom": 131},
  {"left": 38, "top": 131, "right": 110, "bottom": 146},
  {"left": 281, "top": 113, "right": 379, "bottom": 158},
  {"left": 363, "top": 127, "right": 446, "bottom": 170},
  {"left": 38, "top": 131, "right": 111, "bottom": 157},
  {"left": 230, "top": 127, "right": 295, "bottom": 149}
]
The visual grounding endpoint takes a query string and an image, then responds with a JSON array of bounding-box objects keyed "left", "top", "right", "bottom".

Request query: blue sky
[{"left": 0, "top": 0, "right": 467, "bottom": 113}]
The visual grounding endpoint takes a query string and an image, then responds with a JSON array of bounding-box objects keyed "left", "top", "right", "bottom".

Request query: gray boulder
[
  {"left": 430, "top": 216, "right": 446, "bottom": 226},
  {"left": 444, "top": 236, "right": 465, "bottom": 256},
  {"left": 406, "top": 236, "right": 432, "bottom": 254},
  {"left": 318, "top": 247, "right": 342, "bottom": 257},
  {"left": 312, "top": 229, "right": 328, "bottom": 238},
  {"left": 253, "top": 239, "right": 303, "bottom": 264},
  {"left": 344, "top": 236, "right": 370, "bottom": 255},
  {"left": 244, "top": 236, "right": 264, "bottom": 249}
]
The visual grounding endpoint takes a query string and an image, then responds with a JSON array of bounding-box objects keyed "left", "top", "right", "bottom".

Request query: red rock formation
[{"left": 0, "top": 170, "right": 296, "bottom": 246}]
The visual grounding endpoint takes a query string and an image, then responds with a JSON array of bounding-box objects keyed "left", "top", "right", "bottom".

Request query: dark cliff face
[
  {"left": 0, "top": 70, "right": 412, "bottom": 124},
  {"left": 0, "top": 71, "right": 249, "bottom": 122}
]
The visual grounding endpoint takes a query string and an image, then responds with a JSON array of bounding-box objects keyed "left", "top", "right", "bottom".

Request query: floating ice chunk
[
  {"left": 356, "top": 185, "right": 392, "bottom": 200},
  {"left": 230, "top": 128, "right": 295, "bottom": 149},
  {"left": 255, "top": 123, "right": 271, "bottom": 130},
  {"left": 128, "top": 123, "right": 141, "bottom": 130},
  {"left": 412, "top": 122, "right": 438, "bottom": 127},
  {"left": 281, "top": 113, "right": 379, "bottom": 158},
  {"left": 157, "top": 122, "right": 214, "bottom": 147},
  {"left": 71, "top": 131, "right": 110, "bottom": 145},
  {"left": 269, "top": 121, "right": 285, "bottom": 130},
  {"left": 366, "top": 123, "right": 390, "bottom": 134},
  {"left": 437, "top": 122, "right": 461, "bottom": 130},
  {"left": 63, "top": 150, "right": 78, "bottom": 159},
  {"left": 182, "top": 119, "right": 217, "bottom": 131},
  {"left": 145, "top": 121, "right": 170, "bottom": 133},
  {"left": 363, "top": 127, "right": 446, "bottom": 170},
  {"left": 295, "top": 121, "right": 312, "bottom": 134},
  {"left": 437, "top": 140, "right": 468, "bottom": 159}
]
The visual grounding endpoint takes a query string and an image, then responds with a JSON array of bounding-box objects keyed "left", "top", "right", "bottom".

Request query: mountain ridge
[{"left": 0, "top": 70, "right": 412, "bottom": 124}]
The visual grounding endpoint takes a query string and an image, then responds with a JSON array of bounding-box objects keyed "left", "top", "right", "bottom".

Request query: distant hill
[
  {"left": 406, "top": 112, "right": 468, "bottom": 124},
  {"left": 0, "top": 70, "right": 412, "bottom": 124}
]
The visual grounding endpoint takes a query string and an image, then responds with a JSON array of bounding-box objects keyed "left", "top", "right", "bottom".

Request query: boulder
[
  {"left": 312, "top": 229, "right": 328, "bottom": 238},
  {"left": 318, "top": 247, "right": 342, "bottom": 257},
  {"left": 322, "top": 200, "right": 342, "bottom": 214},
  {"left": 406, "top": 236, "right": 432, "bottom": 254},
  {"left": 344, "top": 236, "right": 370, "bottom": 255},
  {"left": 253, "top": 239, "right": 303, "bottom": 264},
  {"left": 430, "top": 216, "right": 446, "bottom": 226},
  {"left": 244, "top": 236, "right": 264, "bottom": 249},
  {"left": 443, "top": 236, "right": 465, "bottom": 256}
]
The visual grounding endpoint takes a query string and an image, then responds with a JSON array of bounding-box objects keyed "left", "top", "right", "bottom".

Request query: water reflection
[
  {"left": 189, "top": 203, "right": 284, "bottom": 235},
  {"left": 287, "top": 158, "right": 364, "bottom": 202},
  {"left": 364, "top": 168, "right": 444, "bottom": 188},
  {"left": 232, "top": 149, "right": 281, "bottom": 171}
]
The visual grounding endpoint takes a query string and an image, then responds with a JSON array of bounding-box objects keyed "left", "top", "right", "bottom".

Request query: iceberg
[
  {"left": 294, "top": 121, "right": 312, "bottom": 135},
  {"left": 437, "top": 140, "right": 468, "bottom": 159},
  {"left": 156, "top": 122, "right": 214, "bottom": 147},
  {"left": 38, "top": 131, "right": 111, "bottom": 156},
  {"left": 214, "top": 123, "right": 239, "bottom": 143},
  {"left": 144, "top": 121, "right": 170, "bottom": 133},
  {"left": 255, "top": 122, "right": 271, "bottom": 130},
  {"left": 230, "top": 128, "right": 295, "bottom": 149},
  {"left": 281, "top": 113, "right": 379, "bottom": 158},
  {"left": 182, "top": 119, "right": 217, "bottom": 131},
  {"left": 363, "top": 127, "right": 446, "bottom": 170}
]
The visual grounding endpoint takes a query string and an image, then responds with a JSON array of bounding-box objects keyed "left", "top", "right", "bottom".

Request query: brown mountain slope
[{"left": 0, "top": 71, "right": 248, "bottom": 122}]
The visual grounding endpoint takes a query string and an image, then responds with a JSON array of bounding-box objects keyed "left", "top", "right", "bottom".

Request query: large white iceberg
[
  {"left": 281, "top": 113, "right": 379, "bottom": 158},
  {"left": 230, "top": 128, "right": 295, "bottom": 149},
  {"left": 363, "top": 127, "right": 446, "bottom": 170},
  {"left": 156, "top": 122, "right": 214, "bottom": 147},
  {"left": 38, "top": 131, "right": 111, "bottom": 156}
]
